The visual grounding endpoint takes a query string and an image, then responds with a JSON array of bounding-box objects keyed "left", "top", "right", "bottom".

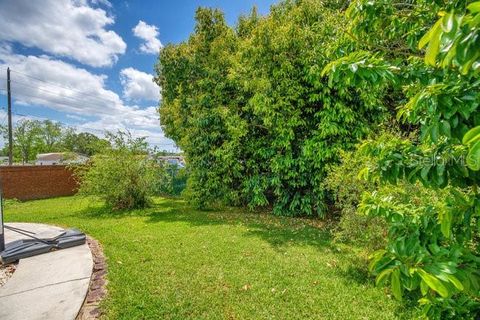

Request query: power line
[
  {"left": 2, "top": 86, "right": 128, "bottom": 118},
  {"left": 5, "top": 90, "right": 87, "bottom": 113},
  {"left": 12, "top": 112, "right": 28, "bottom": 117},
  {"left": 0, "top": 88, "right": 87, "bottom": 125},
  {"left": 5, "top": 77, "right": 160, "bottom": 121},
  {"left": 4, "top": 77, "right": 122, "bottom": 109},
  {"left": 5, "top": 89, "right": 162, "bottom": 129},
  {"left": 8, "top": 69, "right": 120, "bottom": 105},
  {"left": 0, "top": 110, "right": 7, "bottom": 128},
  {"left": 0, "top": 69, "right": 175, "bottom": 149},
  {"left": 9, "top": 79, "right": 120, "bottom": 110},
  {"left": 2, "top": 69, "right": 162, "bottom": 120}
]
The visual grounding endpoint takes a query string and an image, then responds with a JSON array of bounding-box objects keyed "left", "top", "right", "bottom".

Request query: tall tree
[
  {"left": 105, "top": 130, "right": 148, "bottom": 155},
  {"left": 156, "top": 1, "right": 387, "bottom": 215},
  {"left": 157, "top": 7, "right": 241, "bottom": 208}
]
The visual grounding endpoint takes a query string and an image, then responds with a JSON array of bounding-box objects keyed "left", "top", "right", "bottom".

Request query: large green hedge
[{"left": 155, "top": 0, "right": 389, "bottom": 216}]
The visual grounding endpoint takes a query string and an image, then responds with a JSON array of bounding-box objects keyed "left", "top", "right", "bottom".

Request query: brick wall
[{"left": 0, "top": 165, "right": 78, "bottom": 200}]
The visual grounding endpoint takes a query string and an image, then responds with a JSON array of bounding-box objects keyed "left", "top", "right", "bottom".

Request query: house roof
[{"left": 36, "top": 153, "right": 65, "bottom": 161}]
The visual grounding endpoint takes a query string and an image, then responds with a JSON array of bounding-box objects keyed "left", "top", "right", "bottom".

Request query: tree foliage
[
  {"left": 41, "top": 120, "right": 63, "bottom": 152},
  {"left": 1, "top": 119, "right": 43, "bottom": 163},
  {"left": 1, "top": 119, "right": 111, "bottom": 163},
  {"left": 322, "top": 1, "right": 480, "bottom": 318},
  {"left": 62, "top": 130, "right": 110, "bottom": 156},
  {"left": 156, "top": 0, "right": 387, "bottom": 216}
]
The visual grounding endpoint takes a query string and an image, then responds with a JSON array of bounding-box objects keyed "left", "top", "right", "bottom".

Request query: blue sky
[{"left": 0, "top": 0, "right": 277, "bottom": 151}]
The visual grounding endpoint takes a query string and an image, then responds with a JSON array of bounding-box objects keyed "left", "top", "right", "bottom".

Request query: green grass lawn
[{"left": 5, "top": 196, "right": 412, "bottom": 319}]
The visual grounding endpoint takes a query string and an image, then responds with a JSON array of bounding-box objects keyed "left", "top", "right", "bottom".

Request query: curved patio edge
[{"left": 0, "top": 223, "right": 93, "bottom": 320}]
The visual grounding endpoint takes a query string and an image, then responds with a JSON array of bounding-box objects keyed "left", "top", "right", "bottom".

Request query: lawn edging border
[{"left": 76, "top": 236, "right": 108, "bottom": 320}]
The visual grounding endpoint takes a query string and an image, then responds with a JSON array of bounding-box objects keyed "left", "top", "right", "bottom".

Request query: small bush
[
  {"left": 325, "top": 146, "right": 387, "bottom": 250},
  {"left": 76, "top": 153, "right": 168, "bottom": 210},
  {"left": 74, "top": 131, "right": 170, "bottom": 210}
]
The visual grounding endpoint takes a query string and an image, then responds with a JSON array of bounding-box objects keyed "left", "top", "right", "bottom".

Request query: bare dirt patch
[{"left": 0, "top": 262, "right": 17, "bottom": 288}]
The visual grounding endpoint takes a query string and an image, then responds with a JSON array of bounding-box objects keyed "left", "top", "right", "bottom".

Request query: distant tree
[
  {"left": 62, "top": 130, "right": 110, "bottom": 156},
  {"left": 41, "top": 120, "right": 63, "bottom": 152},
  {"left": 105, "top": 130, "right": 148, "bottom": 155},
  {"left": 60, "top": 127, "right": 76, "bottom": 151},
  {"left": 1, "top": 119, "right": 43, "bottom": 163},
  {"left": 0, "top": 119, "right": 115, "bottom": 163}
]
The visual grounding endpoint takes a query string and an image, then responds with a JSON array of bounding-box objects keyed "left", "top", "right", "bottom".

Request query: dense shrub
[
  {"left": 357, "top": 136, "right": 480, "bottom": 319},
  {"left": 157, "top": 0, "right": 480, "bottom": 317},
  {"left": 77, "top": 154, "right": 155, "bottom": 209},
  {"left": 325, "top": 131, "right": 447, "bottom": 252},
  {"left": 156, "top": 0, "right": 389, "bottom": 216}
]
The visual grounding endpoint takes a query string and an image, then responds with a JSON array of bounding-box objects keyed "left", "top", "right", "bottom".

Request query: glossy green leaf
[
  {"left": 391, "top": 268, "right": 403, "bottom": 300},
  {"left": 431, "top": 124, "right": 439, "bottom": 142},
  {"left": 376, "top": 268, "right": 393, "bottom": 286},
  {"left": 420, "top": 280, "right": 429, "bottom": 296},
  {"left": 418, "top": 270, "right": 449, "bottom": 298},
  {"left": 440, "top": 209, "right": 452, "bottom": 238},
  {"left": 467, "top": 140, "right": 480, "bottom": 171},
  {"left": 467, "top": 2, "right": 480, "bottom": 13},
  {"left": 421, "top": 166, "right": 431, "bottom": 181},
  {"left": 462, "top": 126, "right": 480, "bottom": 145},
  {"left": 441, "top": 13, "right": 454, "bottom": 33},
  {"left": 419, "top": 21, "right": 435, "bottom": 49},
  {"left": 440, "top": 120, "right": 451, "bottom": 137},
  {"left": 446, "top": 274, "right": 464, "bottom": 291},
  {"left": 425, "top": 20, "right": 443, "bottom": 65}
]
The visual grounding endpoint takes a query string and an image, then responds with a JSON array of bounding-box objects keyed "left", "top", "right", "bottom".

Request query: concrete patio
[{"left": 0, "top": 223, "right": 93, "bottom": 320}]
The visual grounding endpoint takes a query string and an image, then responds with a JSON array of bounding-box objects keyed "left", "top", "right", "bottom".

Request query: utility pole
[{"left": 7, "top": 67, "right": 13, "bottom": 166}]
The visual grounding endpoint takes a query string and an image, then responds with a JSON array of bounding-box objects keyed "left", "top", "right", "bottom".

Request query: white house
[
  {"left": 35, "top": 153, "right": 89, "bottom": 165},
  {"left": 156, "top": 156, "right": 186, "bottom": 168},
  {"left": 0, "top": 156, "right": 9, "bottom": 165}
]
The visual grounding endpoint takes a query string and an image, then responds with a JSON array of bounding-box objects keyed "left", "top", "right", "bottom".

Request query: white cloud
[
  {"left": 0, "top": 46, "right": 174, "bottom": 149},
  {"left": 90, "top": 0, "right": 112, "bottom": 8},
  {"left": 132, "top": 21, "right": 163, "bottom": 54},
  {"left": 0, "top": 0, "right": 126, "bottom": 67},
  {"left": 66, "top": 114, "right": 87, "bottom": 121},
  {"left": 120, "top": 68, "right": 160, "bottom": 101}
]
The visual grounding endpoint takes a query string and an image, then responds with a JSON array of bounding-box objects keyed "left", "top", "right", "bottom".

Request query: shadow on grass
[
  {"left": 77, "top": 196, "right": 412, "bottom": 318},
  {"left": 80, "top": 197, "right": 334, "bottom": 252},
  {"left": 80, "top": 198, "right": 384, "bottom": 287},
  {"left": 339, "top": 260, "right": 371, "bottom": 285}
]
